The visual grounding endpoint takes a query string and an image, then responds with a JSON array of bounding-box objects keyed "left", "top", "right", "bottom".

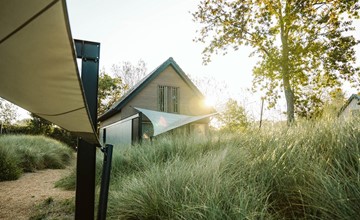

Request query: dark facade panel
[{"left": 100, "top": 114, "right": 141, "bottom": 147}]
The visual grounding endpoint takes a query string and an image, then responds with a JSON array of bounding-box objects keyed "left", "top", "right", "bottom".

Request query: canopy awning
[
  {"left": 0, "top": 0, "right": 98, "bottom": 144},
  {"left": 134, "top": 107, "right": 217, "bottom": 136}
]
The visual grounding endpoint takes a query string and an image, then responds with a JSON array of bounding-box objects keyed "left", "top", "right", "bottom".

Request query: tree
[
  {"left": 0, "top": 98, "right": 18, "bottom": 132},
  {"left": 193, "top": 0, "right": 360, "bottom": 124},
  {"left": 27, "top": 113, "right": 77, "bottom": 147},
  {"left": 98, "top": 60, "right": 148, "bottom": 116},
  {"left": 111, "top": 59, "right": 147, "bottom": 89},
  {"left": 320, "top": 87, "right": 346, "bottom": 119},
  {"left": 294, "top": 87, "right": 346, "bottom": 119},
  {"left": 27, "top": 113, "right": 52, "bottom": 135},
  {"left": 218, "top": 98, "right": 249, "bottom": 132},
  {"left": 97, "top": 70, "right": 127, "bottom": 116},
  {"left": 190, "top": 75, "right": 230, "bottom": 109}
]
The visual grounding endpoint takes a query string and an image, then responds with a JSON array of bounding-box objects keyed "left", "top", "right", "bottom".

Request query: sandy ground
[{"left": 0, "top": 168, "right": 74, "bottom": 220}]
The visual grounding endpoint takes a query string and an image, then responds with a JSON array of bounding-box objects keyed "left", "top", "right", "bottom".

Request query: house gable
[
  {"left": 339, "top": 94, "right": 360, "bottom": 118},
  {"left": 99, "top": 57, "right": 212, "bottom": 126},
  {"left": 121, "top": 65, "right": 209, "bottom": 118}
]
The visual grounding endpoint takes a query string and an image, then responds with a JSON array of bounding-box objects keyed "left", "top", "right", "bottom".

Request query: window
[{"left": 158, "top": 85, "right": 179, "bottom": 113}]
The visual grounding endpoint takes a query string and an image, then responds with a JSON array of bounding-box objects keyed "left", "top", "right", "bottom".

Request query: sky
[
  {"left": 65, "top": 0, "right": 360, "bottom": 121},
  {"left": 65, "top": 0, "right": 280, "bottom": 120},
  {"left": 17, "top": 0, "right": 360, "bottom": 121}
]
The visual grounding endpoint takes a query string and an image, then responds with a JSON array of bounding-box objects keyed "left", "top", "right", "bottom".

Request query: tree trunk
[
  {"left": 281, "top": 45, "right": 295, "bottom": 124},
  {"left": 283, "top": 75, "right": 295, "bottom": 124},
  {"left": 280, "top": 4, "right": 295, "bottom": 124}
]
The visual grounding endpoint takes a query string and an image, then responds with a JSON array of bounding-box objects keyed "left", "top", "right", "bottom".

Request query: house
[
  {"left": 338, "top": 94, "right": 360, "bottom": 118},
  {"left": 98, "top": 57, "right": 216, "bottom": 147}
]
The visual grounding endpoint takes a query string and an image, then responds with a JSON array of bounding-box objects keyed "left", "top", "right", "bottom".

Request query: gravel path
[{"left": 0, "top": 168, "right": 74, "bottom": 220}]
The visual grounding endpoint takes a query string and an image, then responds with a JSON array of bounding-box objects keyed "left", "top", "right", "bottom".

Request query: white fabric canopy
[
  {"left": 0, "top": 0, "right": 98, "bottom": 143},
  {"left": 134, "top": 107, "right": 217, "bottom": 136}
]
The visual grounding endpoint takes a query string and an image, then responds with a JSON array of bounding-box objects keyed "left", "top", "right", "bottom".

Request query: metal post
[
  {"left": 74, "top": 39, "right": 100, "bottom": 220},
  {"left": 97, "top": 144, "right": 114, "bottom": 220},
  {"left": 74, "top": 40, "right": 100, "bottom": 124},
  {"left": 75, "top": 139, "right": 97, "bottom": 220},
  {"left": 138, "top": 112, "right": 143, "bottom": 144}
]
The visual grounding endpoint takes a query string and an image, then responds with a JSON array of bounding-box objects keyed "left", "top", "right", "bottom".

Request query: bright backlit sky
[
  {"left": 24, "top": 0, "right": 360, "bottom": 121},
  {"left": 66, "top": 0, "right": 257, "bottom": 91}
]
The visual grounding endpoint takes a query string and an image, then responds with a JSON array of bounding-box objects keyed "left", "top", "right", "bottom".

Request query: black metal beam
[
  {"left": 75, "top": 139, "right": 97, "bottom": 220},
  {"left": 74, "top": 39, "right": 100, "bottom": 220},
  {"left": 97, "top": 144, "right": 114, "bottom": 220},
  {"left": 74, "top": 40, "right": 100, "bottom": 125}
]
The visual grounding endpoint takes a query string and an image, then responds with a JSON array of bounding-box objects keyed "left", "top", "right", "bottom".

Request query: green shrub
[
  {"left": 56, "top": 119, "right": 360, "bottom": 219},
  {"left": 0, "top": 135, "right": 74, "bottom": 181},
  {"left": 0, "top": 146, "right": 22, "bottom": 181}
]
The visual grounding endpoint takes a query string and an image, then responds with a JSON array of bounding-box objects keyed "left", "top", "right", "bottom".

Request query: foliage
[
  {"left": 111, "top": 59, "right": 147, "bottom": 89},
  {"left": 56, "top": 118, "right": 360, "bottom": 219},
  {"left": 0, "top": 135, "right": 74, "bottom": 181},
  {"left": 320, "top": 88, "right": 347, "bottom": 119},
  {"left": 217, "top": 98, "right": 249, "bottom": 132},
  {"left": 98, "top": 70, "right": 128, "bottom": 116},
  {"left": 296, "top": 87, "right": 347, "bottom": 119},
  {"left": 19, "top": 114, "right": 77, "bottom": 148},
  {"left": 98, "top": 60, "right": 147, "bottom": 116},
  {"left": 0, "top": 146, "right": 21, "bottom": 181},
  {"left": 27, "top": 113, "right": 52, "bottom": 135},
  {"left": 0, "top": 98, "right": 18, "bottom": 130},
  {"left": 190, "top": 75, "right": 230, "bottom": 110},
  {"left": 193, "top": 0, "right": 360, "bottom": 123}
]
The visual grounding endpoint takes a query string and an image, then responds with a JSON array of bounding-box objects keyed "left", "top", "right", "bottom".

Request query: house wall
[
  {"left": 119, "top": 66, "right": 211, "bottom": 120},
  {"left": 99, "top": 65, "right": 213, "bottom": 137},
  {"left": 99, "top": 114, "right": 140, "bottom": 147},
  {"left": 340, "top": 98, "right": 360, "bottom": 118},
  {"left": 100, "top": 65, "right": 212, "bottom": 145}
]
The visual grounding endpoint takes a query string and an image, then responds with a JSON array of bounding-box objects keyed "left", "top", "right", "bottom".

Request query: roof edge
[
  {"left": 98, "top": 57, "right": 204, "bottom": 122},
  {"left": 338, "top": 94, "right": 360, "bottom": 116}
]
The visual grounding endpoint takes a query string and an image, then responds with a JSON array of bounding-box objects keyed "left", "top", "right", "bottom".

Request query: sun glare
[{"left": 204, "top": 96, "right": 216, "bottom": 107}]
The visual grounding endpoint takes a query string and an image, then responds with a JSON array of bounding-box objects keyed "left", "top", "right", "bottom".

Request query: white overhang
[
  {"left": 0, "top": 0, "right": 98, "bottom": 144},
  {"left": 134, "top": 107, "right": 217, "bottom": 136}
]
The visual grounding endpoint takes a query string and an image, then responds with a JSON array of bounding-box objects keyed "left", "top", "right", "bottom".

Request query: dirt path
[{"left": 0, "top": 168, "right": 74, "bottom": 220}]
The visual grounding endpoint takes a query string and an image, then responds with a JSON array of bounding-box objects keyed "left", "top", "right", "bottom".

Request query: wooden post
[{"left": 259, "top": 97, "right": 265, "bottom": 129}]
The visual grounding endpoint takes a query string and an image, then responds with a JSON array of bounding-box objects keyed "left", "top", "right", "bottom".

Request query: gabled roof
[
  {"left": 98, "top": 57, "right": 205, "bottom": 122},
  {"left": 338, "top": 94, "right": 360, "bottom": 115}
]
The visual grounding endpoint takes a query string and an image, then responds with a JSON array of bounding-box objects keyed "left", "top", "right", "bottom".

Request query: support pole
[
  {"left": 259, "top": 97, "right": 265, "bottom": 129},
  {"left": 97, "top": 144, "right": 114, "bottom": 220},
  {"left": 74, "top": 39, "right": 100, "bottom": 220},
  {"left": 75, "top": 139, "right": 97, "bottom": 219}
]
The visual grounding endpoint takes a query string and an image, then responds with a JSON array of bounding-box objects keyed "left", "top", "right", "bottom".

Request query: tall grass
[
  {"left": 57, "top": 119, "right": 360, "bottom": 219},
  {"left": 0, "top": 135, "right": 74, "bottom": 181}
]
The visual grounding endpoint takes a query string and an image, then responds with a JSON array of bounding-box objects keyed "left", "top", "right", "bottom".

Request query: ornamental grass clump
[
  {"left": 104, "top": 119, "right": 360, "bottom": 219},
  {"left": 55, "top": 119, "right": 360, "bottom": 219},
  {"left": 0, "top": 135, "right": 74, "bottom": 181}
]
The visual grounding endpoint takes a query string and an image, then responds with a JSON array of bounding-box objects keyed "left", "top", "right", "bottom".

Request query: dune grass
[
  {"left": 30, "top": 197, "right": 75, "bottom": 220},
  {"left": 56, "top": 119, "right": 360, "bottom": 219},
  {"left": 0, "top": 135, "right": 74, "bottom": 181}
]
